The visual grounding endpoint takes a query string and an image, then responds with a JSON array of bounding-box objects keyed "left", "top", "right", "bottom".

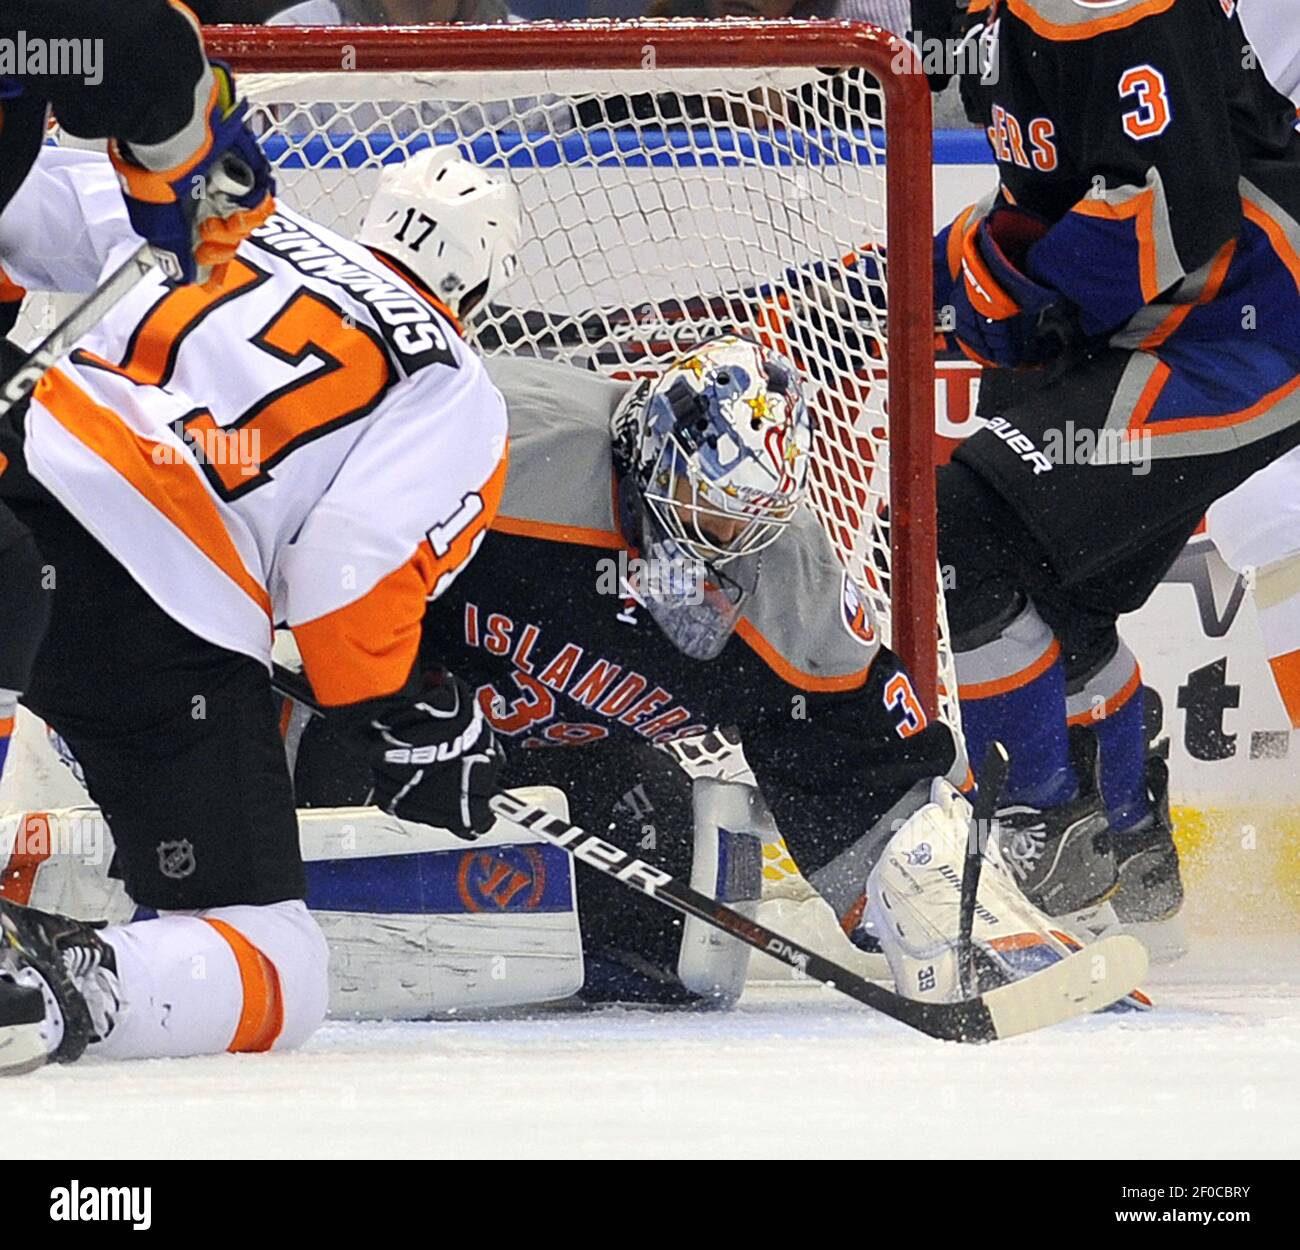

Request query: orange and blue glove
[
  {"left": 109, "top": 62, "right": 274, "bottom": 287},
  {"left": 952, "top": 206, "right": 1079, "bottom": 369}
]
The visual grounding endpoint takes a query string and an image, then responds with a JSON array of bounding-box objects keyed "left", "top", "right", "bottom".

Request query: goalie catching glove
[
  {"left": 863, "top": 777, "right": 1123, "bottom": 1004},
  {"left": 359, "top": 670, "right": 504, "bottom": 839},
  {"left": 109, "top": 62, "right": 275, "bottom": 286}
]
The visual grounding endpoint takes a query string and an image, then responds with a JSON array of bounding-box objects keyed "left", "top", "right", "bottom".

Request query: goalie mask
[
  {"left": 359, "top": 146, "right": 521, "bottom": 320},
  {"left": 613, "top": 336, "right": 813, "bottom": 660}
]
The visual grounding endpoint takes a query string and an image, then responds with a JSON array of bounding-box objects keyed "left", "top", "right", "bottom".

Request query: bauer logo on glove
[{"left": 364, "top": 670, "right": 505, "bottom": 839}]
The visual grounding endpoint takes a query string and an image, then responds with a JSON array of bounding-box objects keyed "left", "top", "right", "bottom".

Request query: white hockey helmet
[{"left": 358, "top": 146, "right": 521, "bottom": 319}]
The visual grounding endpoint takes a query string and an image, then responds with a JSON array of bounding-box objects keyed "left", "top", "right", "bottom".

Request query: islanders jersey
[
  {"left": 0, "top": 146, "right": 507, "bottom": 709},
  {"left": 410, "top": 356, "right": 964, "bottom": 876},
  {"left": 938, "top": 0, "right": 1300, "bottom": 458}
]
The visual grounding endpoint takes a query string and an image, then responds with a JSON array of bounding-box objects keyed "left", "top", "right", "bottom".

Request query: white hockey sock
[{"left": 93, "top": 900, "right": 328, "bottom": 1060}]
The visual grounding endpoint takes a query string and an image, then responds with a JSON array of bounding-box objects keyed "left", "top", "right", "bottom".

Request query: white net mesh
[{"left": 237, "top": 60, "right": 958, "bottom": 730}]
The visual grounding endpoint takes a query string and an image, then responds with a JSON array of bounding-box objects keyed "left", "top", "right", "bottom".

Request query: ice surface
[{"left": 8, "top": 935, "right": 1299, "bottom": 1159}]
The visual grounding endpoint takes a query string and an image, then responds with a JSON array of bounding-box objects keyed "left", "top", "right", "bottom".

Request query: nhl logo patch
[{"left": 157, "top": 839, "right": 196, "bottom": 880}]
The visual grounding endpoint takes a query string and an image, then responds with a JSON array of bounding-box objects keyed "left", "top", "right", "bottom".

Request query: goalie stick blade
[
  {"left": 978, "top": 934, "right": 1149, "bottom": 1041},
  {"left": 884, "top": 935, "right": 1148, "bottom": 1043}
]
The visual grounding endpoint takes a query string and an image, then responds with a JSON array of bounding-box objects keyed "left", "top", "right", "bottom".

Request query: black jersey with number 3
[{"left": 940, "top": 0, "right": 1300, "bottom": 458}]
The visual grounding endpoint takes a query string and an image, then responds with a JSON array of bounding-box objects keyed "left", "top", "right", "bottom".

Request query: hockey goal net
[{"left": 206, "top": 19, "right": 955, "bottom": 731}]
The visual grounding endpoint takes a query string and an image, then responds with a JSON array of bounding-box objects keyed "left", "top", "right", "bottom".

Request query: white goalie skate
[{"left": 865, "top": 778, "right": 1151, "bottom": 1010}]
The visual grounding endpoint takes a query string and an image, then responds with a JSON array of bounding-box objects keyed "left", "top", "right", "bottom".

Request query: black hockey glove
[{"left": 365, "top": 671, "right": 504, "bottom": 839}]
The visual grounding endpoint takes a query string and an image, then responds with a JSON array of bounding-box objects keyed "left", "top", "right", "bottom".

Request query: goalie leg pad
[
  {"left": 0, "top": 808, "right": 134, "bottom": 923},
  {"left": 2, "top": 795, "right": 586, "bottom": 1021},
  {"left": 298, "top": 787, "right": 585, "bottom": 1020},
  {"left": 678, "top": 778, "right": 765, "bottom": 1004}
]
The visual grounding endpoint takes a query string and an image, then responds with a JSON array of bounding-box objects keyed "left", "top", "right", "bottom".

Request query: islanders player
[
  {"left": 932, "top": 0, "right": 1300, "bottom": 925},
  {"left": 0, "top": 145, "right": 516, "bottom": 1072}
]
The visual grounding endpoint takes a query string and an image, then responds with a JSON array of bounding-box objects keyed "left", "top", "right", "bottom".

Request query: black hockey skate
[
  {"left": 1111, "top": 745, "right": 1184, "bottom": 924},
  {"left": 0, "top": 898, "right": 120, "bottom": 1075},
  {"left": 995, "top": 727, "right": 1119, "bottom": 917}
]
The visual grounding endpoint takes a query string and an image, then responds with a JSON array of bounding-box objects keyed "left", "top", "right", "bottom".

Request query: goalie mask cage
[{"left": 206, "top": 20, "right": 955, "bottom": 724}]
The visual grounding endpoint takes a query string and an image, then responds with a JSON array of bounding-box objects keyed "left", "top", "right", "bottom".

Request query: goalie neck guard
[{"left": 612, "top": 336, "right": 813, "bottom": 660}]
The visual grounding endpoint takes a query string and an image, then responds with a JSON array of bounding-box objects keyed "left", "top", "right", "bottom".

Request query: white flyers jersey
[
  {"left": 0, "top": 147, "right": 508, "bottom": 708},
  {"left": 1239, "top": 0, "right": 1300, "bottom": 108}
]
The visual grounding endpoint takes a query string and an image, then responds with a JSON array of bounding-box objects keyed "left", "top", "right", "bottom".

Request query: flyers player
[
  {"left": 932, "top": 0, "right": 1300, "bottom": 928},
  {"left": 0, "top": 145, "right": 515, "bottom": 1073},
  {"left": 0, "top": 0, "right": 277, "bottom": 797}
]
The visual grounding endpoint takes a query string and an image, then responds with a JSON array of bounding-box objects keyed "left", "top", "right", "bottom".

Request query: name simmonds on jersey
[{"left": 0, "top": 145, "right": 508, "bottom": 710}]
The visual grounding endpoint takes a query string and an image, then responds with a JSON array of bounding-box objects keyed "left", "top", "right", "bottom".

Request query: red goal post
[{"left": 206, "top": 20, "right": 945, "bottom": 718}]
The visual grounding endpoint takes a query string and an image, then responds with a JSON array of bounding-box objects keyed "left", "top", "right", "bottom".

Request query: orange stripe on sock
[
  {"left": 1067, "top": 666, "right": 1142, "bottom": 727},
  {"left": 205, "top": 918, "right": 285, "bottom": 1054},
  {"left": 0, "top": 715, "right": 14, "bottom": 739},
  {"left": 959, "top": 639, "right": 1061, "bottom": 702}
]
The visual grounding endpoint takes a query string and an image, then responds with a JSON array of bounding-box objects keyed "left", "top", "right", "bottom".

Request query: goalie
[{"left": 284, "top": 327, "right": 1144, "bottom": 1016}]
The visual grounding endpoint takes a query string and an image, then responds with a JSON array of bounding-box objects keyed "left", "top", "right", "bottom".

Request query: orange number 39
[{"left": 1119, "top": 65, "right": 1172, "bottom": 141}]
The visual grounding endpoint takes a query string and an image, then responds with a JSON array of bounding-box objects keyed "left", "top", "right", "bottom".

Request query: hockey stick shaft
[
  {"left": 0, "top": 158, "right": 256, "bottom": 421},
  {"left": 268, "top": 662, "right": 999, "bottom": 1041},
  {"left": 958, "top": 742, "right": 1010, "bottom": 997},
  {"left": 0, "top": 243, "right": 160, "bottom": 420}
]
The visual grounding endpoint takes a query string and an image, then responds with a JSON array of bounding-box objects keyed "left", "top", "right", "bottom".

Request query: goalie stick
[
  {"left": 959, "top": 742, "right": 1010, "bottom": 999},
  {"left": 270, "top": 663, "right": 1147, "bottom": 1042}
]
